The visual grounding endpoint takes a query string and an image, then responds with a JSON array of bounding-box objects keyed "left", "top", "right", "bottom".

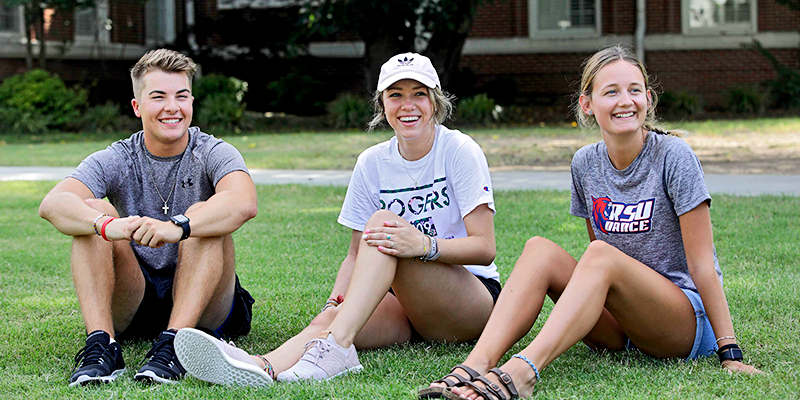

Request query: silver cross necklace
[{"left": 144, "top": 150, "right": 184, "bottom": 215}]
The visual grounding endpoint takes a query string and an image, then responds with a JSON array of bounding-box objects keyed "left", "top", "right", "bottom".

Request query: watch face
[{"left": 172, "top": 214, "right": 189, "bottom": 225}]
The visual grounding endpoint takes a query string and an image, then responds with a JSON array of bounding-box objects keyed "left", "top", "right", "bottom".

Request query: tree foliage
[{"left": 298, "top": 0, "right": 496, "bottom": 91}]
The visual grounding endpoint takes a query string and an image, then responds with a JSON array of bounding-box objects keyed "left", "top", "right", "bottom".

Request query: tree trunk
[
  {"left": 363, "top": 35, "right": 413, "bottom": 92},
  {"left": 23, "top": 4, "right": 34, "bottom": 70},
  {"left": 423, "top": 13, "right": 475, "bottom": 89},
  {"left": 37, "top": 6, "right": 46, "bottom": 69}
]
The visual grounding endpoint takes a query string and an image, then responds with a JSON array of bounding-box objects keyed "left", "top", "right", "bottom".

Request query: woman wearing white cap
[{"left": 173, "top": 52, "right": 502, "bottom": 385}]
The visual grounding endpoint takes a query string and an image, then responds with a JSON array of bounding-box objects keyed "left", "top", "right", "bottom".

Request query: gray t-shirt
[
  {"left": 70, "top": 127, "right": 248, "bottom": 287},
  {"left": 570, "top": 131, "right": 722, "bottom": 291}
]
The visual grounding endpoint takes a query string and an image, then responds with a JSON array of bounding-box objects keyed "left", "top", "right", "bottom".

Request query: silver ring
[{"left": 389, "top": 241, "right": 394, "bottom": 248}]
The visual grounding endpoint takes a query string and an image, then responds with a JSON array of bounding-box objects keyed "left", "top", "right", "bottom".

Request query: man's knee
[{"left": 85, "top": 198, "right": 120, "bottom": 218}]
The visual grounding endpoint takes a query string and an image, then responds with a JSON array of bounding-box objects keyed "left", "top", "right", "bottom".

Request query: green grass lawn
[
  {"left": 1, "top": 117, "right": 799, "bottom": 169},
  {"left": 0, "top": 182, "right": 797, "bottom": 399}
]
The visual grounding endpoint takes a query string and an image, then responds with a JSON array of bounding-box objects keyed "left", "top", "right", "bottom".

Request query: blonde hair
[
  {"left": 367, "top": 85, "right": 455, "bottom": 132},
  {"left": 130, "top": 49, "right": 197, "bottom": 99},
  {"left": 574, "top": 45, "right": 681, "bottom": 136}
]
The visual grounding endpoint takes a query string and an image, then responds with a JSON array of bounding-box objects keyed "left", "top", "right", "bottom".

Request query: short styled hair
[{"left": 130, "top": 49, "right": 197, "bottom": 98}]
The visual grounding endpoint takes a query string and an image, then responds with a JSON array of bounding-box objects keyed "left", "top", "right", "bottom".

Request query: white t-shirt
[{"left": 338, "top": 125, "right": 499, "bottom": 281}]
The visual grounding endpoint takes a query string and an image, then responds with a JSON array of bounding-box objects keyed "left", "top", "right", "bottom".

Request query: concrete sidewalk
[{"left": 1, "top": 166, "right": 798, "bottom": 196}]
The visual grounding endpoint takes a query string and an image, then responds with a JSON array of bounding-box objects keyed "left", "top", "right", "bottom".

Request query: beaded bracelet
[{"left": 93, "top": 213, "right": 110, "bottom": 236}]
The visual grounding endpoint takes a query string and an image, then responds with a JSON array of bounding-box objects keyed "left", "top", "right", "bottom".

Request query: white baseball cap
[{"left": 377, "top": 52, "right": 441, "bottom": 91}]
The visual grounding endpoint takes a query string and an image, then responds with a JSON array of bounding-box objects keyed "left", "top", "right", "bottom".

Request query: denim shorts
[{"left": 624, "top": 288, "right": 718, "bottom": 360}]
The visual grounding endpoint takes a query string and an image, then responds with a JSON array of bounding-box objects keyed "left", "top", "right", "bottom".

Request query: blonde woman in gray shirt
[{"left": 421, "top": 45, "right": 760, "bottom": 400}]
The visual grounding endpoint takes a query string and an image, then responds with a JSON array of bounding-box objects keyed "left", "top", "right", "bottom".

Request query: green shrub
[
  {"left": 193, "top": 74, "right": 248, "bottom": 132},
  {"left": 194, "top": 74, "right": 249, "bottom": 104},
  {"left": 726, "top": 86, "right": 767, "bottom": 115},
  {"left": 267, "top": 72, "right": 326, "bottom": 115},
  {"left": 659, "top": 90, "right": 703, "bottom": 118},
  {"left": 455, "top": 94, "right": 502, "bottom": 126},
  {"left": 0, "top": 69, "right": 88, "bottom": 132},
  {"left": 0, "top": 108, "right": 51, "bottom": 134},
  {"left": 326, "top": 93, "right": 371, "bottom": 130},
  {"left": 765, "top": 70, "right": 800, "bottom": 110},
  {"left": 69, "top": 101, "right": 137, "bottom": 132},
  {"left": 195, "top": 94, "right": 246, "bottom": 133}
]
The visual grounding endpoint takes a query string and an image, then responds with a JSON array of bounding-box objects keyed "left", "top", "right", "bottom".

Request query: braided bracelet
[{"left": 512, "top": 354, "right": 540, "bottom": 383}]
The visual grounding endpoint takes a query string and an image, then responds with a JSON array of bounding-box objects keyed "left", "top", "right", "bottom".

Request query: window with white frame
[
  {"left": 75, "top": 8, "right": 96, "bottom": 37},
  {"left": 529, "top": 0, "right": 601, "bottom": 38},
  {"left": 684, "top": 0, "right": 757, "bottom": 34},
  {"left": 0, "top": 0, "right": 20, "bottom": 33}
]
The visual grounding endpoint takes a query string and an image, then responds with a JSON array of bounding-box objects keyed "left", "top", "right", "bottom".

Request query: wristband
[
  {"left": 422, "top": 236, "right": 440, "bottom": 261},
  {"left": 100, "top": 217, "right": 115, "bottom": 242},
  {"left": 93, "top": 214, "right": 110, "bottom": 236},
  {"left": 717, "top": 343, "right": 743, "bottom": 363},
  {"left": 321, "top": 298, "right": 340, "bottom": 312}
]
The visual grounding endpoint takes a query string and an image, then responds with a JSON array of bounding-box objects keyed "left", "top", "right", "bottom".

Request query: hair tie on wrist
[
  {"left": 100, "top": 217, "right": 115, "bottom": 242},
  {"left": 715, "top": 335, "right": 736, "bottom": 345}
]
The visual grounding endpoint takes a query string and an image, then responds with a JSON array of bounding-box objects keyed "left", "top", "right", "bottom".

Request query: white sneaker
[
  {"left": 174, "top": 328, "right": 272, "bottom": 387},
  {"left": 277, "top": 333, "right": 363, "bottom": 382}
]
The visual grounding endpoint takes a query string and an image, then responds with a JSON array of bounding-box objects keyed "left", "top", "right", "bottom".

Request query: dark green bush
[
  {"left": 193, "top": 74, "right": 248, "bottom": 132},
  {"left": 326, "top": 93, "right": 371, "bottom": 130},
  {"left": 765, "top": 70, "right": 800, "bottom": 110},
  {"left": 726, "top": 86, "right": 767, "bottom": 115},
  {"left": 193, "top": 74, "right": 248, "bottom": 105},
  {"left": 0, "top": 108, "right": 51, "bottom": 134},
  {"left": 0, "top": 69, "right": 88, "bottom": 132},
  {"left": 69, "top": 102, "right": 138, "bottom": 132},
  {"left": 659, "top": 91, "right": 703, "bottom": 118},
  {"left": 267, "top": 72, "right": 326, "bottom": 115},
  {"left": 196, "top": 94, "right": 246, "bottom": 133},
  {"left": 455, "top": 94, "right": 502, "bottom": 126}
]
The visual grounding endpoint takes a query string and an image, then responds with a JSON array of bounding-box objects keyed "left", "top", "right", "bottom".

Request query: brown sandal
[
  {"left": 418, "top": 364, "right": 482, "bottom": 399},
  {"left": 442, "top": 367, "right": 519, "bottom": 400}
]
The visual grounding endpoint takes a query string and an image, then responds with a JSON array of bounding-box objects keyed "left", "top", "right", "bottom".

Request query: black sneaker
[
  {"left": 133, "top": 330, "right": 186, "bottom": 384},
  {"left": 69, "top": 330, "right": 126, "bottom": 387}
]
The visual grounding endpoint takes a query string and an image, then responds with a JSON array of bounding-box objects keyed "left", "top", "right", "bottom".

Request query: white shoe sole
[
  {"left": 68, "top": 368, "right": 126, "bottom": 387},
  {"left": 133, "top": 369, "right": 180, "bottom": 384},
  {"left": 174, "top": 328, "right": 273, "bottom": 387}
]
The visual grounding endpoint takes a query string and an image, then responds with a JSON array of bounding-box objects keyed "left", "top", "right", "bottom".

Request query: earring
[{"left": 587, "top": 110, "right": 593, "bottom": 116}]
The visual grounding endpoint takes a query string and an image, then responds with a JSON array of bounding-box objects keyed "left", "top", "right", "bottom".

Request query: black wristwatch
[{"left": 170, "top": 214, "right": 191, "bottom": 241}]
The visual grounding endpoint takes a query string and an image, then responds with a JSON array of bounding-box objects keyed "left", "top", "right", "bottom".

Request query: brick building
[{"left": 0, "top": 0, "right": 797, "bottom": 109}]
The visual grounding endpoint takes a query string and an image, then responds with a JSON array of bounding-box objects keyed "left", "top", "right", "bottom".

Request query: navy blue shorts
[{"left": 115, "top": 265, "right": 254, "bottom": 342}]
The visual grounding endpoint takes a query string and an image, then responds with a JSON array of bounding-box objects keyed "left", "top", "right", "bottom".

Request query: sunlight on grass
[{"left": 0, "top": 181, "right": 797, "bottom": 399}]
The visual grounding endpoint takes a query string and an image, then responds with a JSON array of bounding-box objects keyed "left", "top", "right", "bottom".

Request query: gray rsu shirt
[
  {"left": 570, "top": 131, "right": 722, "bottom": 291},
  {"left": 70, "top": 127, "right": 248, "bottom": 295}
]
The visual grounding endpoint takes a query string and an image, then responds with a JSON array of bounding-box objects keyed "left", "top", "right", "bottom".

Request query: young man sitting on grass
[{"left": 38, "top": 49, "right": 258, "bottom": 386}]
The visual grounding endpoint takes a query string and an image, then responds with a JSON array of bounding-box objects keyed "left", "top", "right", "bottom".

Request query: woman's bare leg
[
  {"left": 428, "top": 236, "right": 624, "bottom": 390},
  {"left": 455, "top": 240, "right": 696, "bottom": 400},
  {"left": 259, "top": 209, "right": 494, "bottom": 374}
]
